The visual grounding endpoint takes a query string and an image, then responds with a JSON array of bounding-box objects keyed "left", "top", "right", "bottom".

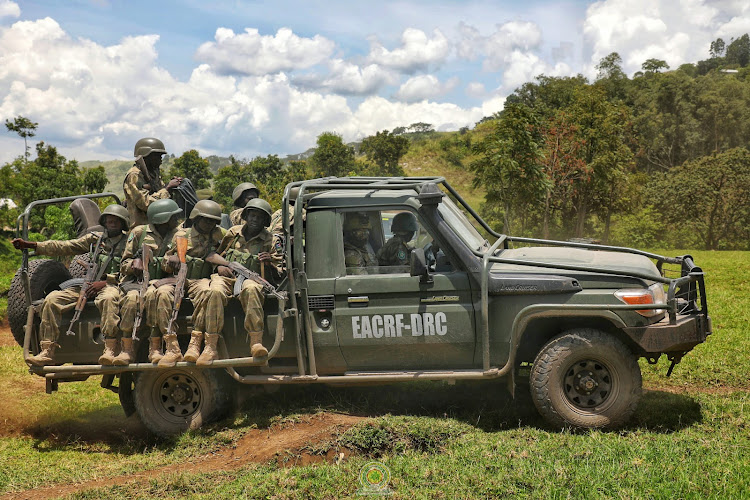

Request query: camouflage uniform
[
  {"left": 229, "top": 207, "right": 244, "bottom": 226},
  {"left": 201, "top": 225, "right": 283, "bottom": 338},
  {"left": 377, "top": 236, "right": 412, "bottom": 267},
  {"left": 150, "top": 226, "right": 226, "bottom": 335},
  {"left": 118, "top": 223, "right": 180, "bottom": 337},
  {"left": 344, "top": 242, "right": 378, "bottom": 275},
  {"left": 123, "top": 166, "right": 170, "bottom": 228},
  {"left": 36, "top": 231, "right": 127, "bottom": 342}
]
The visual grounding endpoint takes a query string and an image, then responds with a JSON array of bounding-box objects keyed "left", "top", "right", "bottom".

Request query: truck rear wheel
[
  {"left": 530, "top": 328, "right": 641, "bottom": 430},
  {"left": 7, "top": 260, "right": 72, "bottom": 347},
  {"left": 134, "top": 367, "right": 233, "bottom": 436}
]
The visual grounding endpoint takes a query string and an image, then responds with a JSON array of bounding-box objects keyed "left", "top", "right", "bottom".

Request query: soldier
[
  {"left": 195, "top": 198, "right": 282, "bottom": 364},
  {"left": 123, "top": 137, "right": 182, "bottom": 228},
  {"left": 12, "top": 204, "right": 130, "bottom": 366},
  {"left": 229, "top": 182, "right": 260, "bottom": 226},
  {"left": 152, "top": 200, "right": 226, "bottom": 367},
  {"left": 378, "top": 212, "right": 417, "bottom": 267},
  {"left": 118, "top": 199, "right": 183, "bottom": 365},
  {"left": 343, "top": 212, "right": 377, "bottom": 274}
]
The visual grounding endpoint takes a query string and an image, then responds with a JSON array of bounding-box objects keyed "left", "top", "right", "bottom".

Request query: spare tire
[
  {"left": 68, "top": 253, "right": 93, "bottom": 279},
  {"left": 7, "top": 260, "right": 72, "bottom": 347}
]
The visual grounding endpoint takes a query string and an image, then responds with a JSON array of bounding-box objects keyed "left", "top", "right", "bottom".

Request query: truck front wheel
[
  {"left": 530, "top": 329, "right": 642, "bottom": 430},
  {"left": 134, "top": 368, "right": 232, "bottom": 436}
]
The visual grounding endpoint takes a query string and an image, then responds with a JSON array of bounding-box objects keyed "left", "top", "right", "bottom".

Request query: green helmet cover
[
  {"left": 147, "top": 199, "right": 182, "bottom": 225},
  {"left": 241, "top": 198, "right": 272, "bottom": 226},
  {"left": 232, "top": 182, "right": 260, "bottom": 206},
  {"left": 134, "top": 137, "right": 167, "bottom": 157},
  {"left": 190, "top": 199, "right": 223, "bottom": 222},
  {"left": 99, "top": 204, "right": 130, "bottom": 228},
  {"left": 343, "top": 212, "right": 371, "bottom": 231},
  {"left": 391, "top": 212, "right": 418, "bottom": 233}
]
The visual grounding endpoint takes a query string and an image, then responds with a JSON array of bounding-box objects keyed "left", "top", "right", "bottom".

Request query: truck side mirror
[{"left": 410, "top": 248, "right": 433, "bottom": 284}]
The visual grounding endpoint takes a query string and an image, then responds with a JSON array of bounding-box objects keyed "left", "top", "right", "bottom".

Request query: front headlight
[{"left": 614, "top": 283, "right": 666, "bottom": 317}]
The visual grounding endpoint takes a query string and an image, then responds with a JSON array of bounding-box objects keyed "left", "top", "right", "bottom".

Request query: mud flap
[{"left": 118, "top": 372, "right": 136, "bottom": 417}]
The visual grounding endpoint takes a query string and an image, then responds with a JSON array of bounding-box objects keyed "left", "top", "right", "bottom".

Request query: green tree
[
  {"left": 81, "top": 166, "right": 109, "bottom": 194},
  {"left": 309, "top": 132, "right": 356, "bottom": 177},
  {"left": 470, "top": 102, "right": 545, "bottom": 234},
  {"left": 709, "top": 38, "right": 726, "bottom": 58},
  {"left": 360, "top": 130, "right": 410, "bottom": 176},
  {"left": 654, "top": 148, "right": 750, "bottom": 249},
  {"left": 4, "top": 115, "right": 38, "bottom": 160},
  {"left": 642, "top": 58, "right": 669, "bottom": 74},
  {"left": 169, "top": 149, "right": 213, "bottom": 189},
  {"left": 725, "top": 34, "right": 750, "bottom": 67}
]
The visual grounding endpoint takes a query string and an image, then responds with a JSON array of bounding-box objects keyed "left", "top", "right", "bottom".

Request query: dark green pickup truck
[{"left": 12, "top": 177, "right": 711, "bottom": 435}]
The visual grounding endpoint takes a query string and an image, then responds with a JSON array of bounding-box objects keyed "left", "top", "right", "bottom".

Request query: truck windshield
[{"left": 437, "top": 197, "right": 488, "bottom": 251}]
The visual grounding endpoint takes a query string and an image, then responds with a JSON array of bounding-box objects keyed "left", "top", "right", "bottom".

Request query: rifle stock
[
  {"left": 165, "top": 236, "right": 188, "bottom": 336},
  {"left": 65, "top": 258, "right": 98, "bottom": 336}
]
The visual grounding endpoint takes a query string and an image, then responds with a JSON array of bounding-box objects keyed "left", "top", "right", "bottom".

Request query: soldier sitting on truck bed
[
  {"left": 124, "top": 137, "right": 182, "bottom": 228},
  {"left": 343, "top": 212, "right": 378, "bottom": 275},
  {"left": 229, "top": 182, "right": 260, "bottom": 226},
  {"left": 377, "top": 212, "right": 417, "bottom": 269},
  {"left": 195, "top": 198, "right": 283, "bottom": 363},
  {"left": 151, "top": 200, "right": 226, "bottom": 367},
  {"left": 118, "top": 199, "right": 183, "bottom": 365},
  {"left": 12, "top": 205, "right": 130, "bottom": 366}
]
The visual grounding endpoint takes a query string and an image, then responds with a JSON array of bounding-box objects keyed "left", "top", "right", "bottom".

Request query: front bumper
[{"left": 623, "top": 314, "right": 711, "bottom": 354}]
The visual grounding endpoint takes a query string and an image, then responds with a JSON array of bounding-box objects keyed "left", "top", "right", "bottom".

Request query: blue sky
[{"left": 1, "top": 0, "right": 749, "bottom": 164}]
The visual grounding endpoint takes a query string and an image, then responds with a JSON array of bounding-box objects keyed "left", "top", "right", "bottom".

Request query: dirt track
[{"left": 0, "top": 326, "right": 365, "bottom": 499}]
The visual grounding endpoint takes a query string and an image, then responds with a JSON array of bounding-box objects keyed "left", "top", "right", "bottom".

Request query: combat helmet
[
  {"left": 343, "top": 212, "right": 371, "bottom": 232},
  {"left": 147, "top": 199, "right": 182, "bottom": 225},
  {"left": 232, "top": 183, "right": 260, "bottom": 207},
  {"left": 391, "top": 212, "right": 418, "bottom": 233},
  {"left": 242, "top": 198, "right": 272, "bottom": 227},
  {"left": 99, "top": 204, "right": 130, "bottom": 229},
  {"left": 134, "top": 137, "right": 167, "bottom": 158},
  {"left": 189, "top": 199, "right": 223, "bottom": 222}
]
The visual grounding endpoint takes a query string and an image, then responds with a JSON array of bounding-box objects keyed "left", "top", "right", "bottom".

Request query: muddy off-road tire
[
  {"left": 67, "top": 253, "right": 92, "bottom": 279},
  {"left": 7, "top": 260, "right": 72, "bottom": 347},
  {"left": 134, "top": 367, "right": 233, "bottom": 436},
  {"left": 530, "top": 329, "right": 642, "bottom": 430}
]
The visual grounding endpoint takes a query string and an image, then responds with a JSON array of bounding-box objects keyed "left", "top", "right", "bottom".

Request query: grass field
[{"left": 0, "top": 250, "right": 747, "bottom": 499}]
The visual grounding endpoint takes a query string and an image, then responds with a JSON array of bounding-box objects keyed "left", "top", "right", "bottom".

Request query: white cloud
[
  {"left": 292, "top": 59, "right": 397, "bottom": 96},
  {"left": 395, "top": 75, "right": 459, "bottom": 102},
  {"left": 0, "top": 0, "right": 20, "bottom": 19},
  {"left": 466, "top": 82, "right": 486, "bottom": 98},
  {"left": 195, "top": 27, "right": 335, "bottom": 76},
  {"left": 368, "top": 28, "right": 450, "bottom": 72}
]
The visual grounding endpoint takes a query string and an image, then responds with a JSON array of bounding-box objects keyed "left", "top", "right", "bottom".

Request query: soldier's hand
[
  {"left": 12, "top": 238, "right": 36, "bottom": 250},
  {"left": 85, "top": 281, "right": 107, "bottom": 299},
  {"left": 217, "top": 265, "right": 233, "bottom": 278},
  {"left": 166, "top": 177, "right": 182, "bottom": 191},
  {"left": 166, "top": 254, "right": 181, "bottom": 272},
  {"left": 258, "top": 252, "right": 271, "bottom": 263},
  {"left": 131, "top": 258, "right": 144, "bottom": 275}
]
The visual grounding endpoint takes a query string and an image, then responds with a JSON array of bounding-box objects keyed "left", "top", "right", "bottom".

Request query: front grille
[{"left": 308, "top": 295, "right": 335, "bottom": 310}]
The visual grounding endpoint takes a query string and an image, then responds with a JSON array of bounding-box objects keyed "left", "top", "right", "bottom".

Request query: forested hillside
[{"left": 3, "top": 38, "right": 750, "bottom": 249}]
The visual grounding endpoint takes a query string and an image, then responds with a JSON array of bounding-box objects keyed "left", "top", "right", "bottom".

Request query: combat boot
[
  {"left": 148, "top": 336, "right": 163, "bottom": 364},
  {"left": 113, "top": 337, "right": 134, "bottom": 366},
  {"left": 98, "top": 338, "right": 119, "bottom": 365},
  {"left": 249, "top": 332, "right": 268, "bottom": 358},
  {"left": 27, "top": 341, "right": 59, "bottom": 366},
  {"left": 183, "top": 331, "right": 203, "bottom": 363},
  {"left": 197, "top": 333, "right": 220, "bottom": 366},
  {"left": 159, "top": 333, "right": 183, "bottom": 367}
]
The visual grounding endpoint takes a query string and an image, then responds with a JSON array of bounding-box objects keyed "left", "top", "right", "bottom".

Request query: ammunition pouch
[
  {"left": 96, "top": 254, "right": 122, "bottom": 275},
  {"left": 225, "top": 248, "right": 260, "bottom": 273},
  {"left": 148, "top": 257, "right": 164, "bottom": 280},
  {"left": 185, "top": 257, "right": 213, "bottom": 279}
]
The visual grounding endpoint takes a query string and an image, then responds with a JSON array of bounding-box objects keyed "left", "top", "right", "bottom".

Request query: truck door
[{"left": 333, "top": 209, "right": 476, "bottom": 370}]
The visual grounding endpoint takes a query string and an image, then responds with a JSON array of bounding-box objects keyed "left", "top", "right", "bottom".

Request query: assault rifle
[
  {"left": 165, "top": 236, "right": 188, "bottom": 336},
  {"left": 131, "top": 244, "right": 152, "bottom": 341},
  {"left": 66, "top": 237, "right": 114, "bottom": 336},
  {"left": 206, "top": 253, "right": 286, "bottom": 301}
]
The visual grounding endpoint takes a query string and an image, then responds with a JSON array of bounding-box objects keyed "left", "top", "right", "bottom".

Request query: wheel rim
[
  {"left": 563, "top": 359, "right": 614, "bottom": 409},
  {"left": 151, "top": 371, "right": 202, "bottom": 422}
]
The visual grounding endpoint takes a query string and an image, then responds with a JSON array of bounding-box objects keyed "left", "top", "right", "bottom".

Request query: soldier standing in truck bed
[
  {"left": 123, "top": 138, "right": 182, "bottom": 228},
  {"left": 12, "top": 205, "right": 130, "bottom": 366}
]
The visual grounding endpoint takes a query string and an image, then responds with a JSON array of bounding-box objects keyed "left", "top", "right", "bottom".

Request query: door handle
[{"left": 347, "top": 296, "right": 369, "bottom": 307}]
